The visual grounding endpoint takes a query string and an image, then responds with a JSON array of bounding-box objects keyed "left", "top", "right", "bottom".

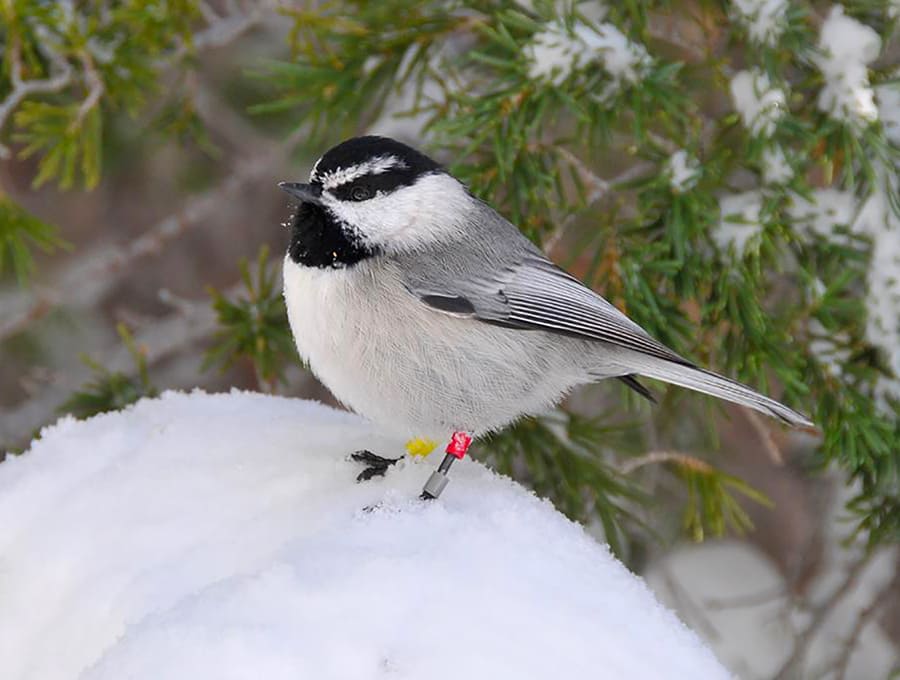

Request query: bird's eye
[{"left": 350, "top": 185, "right": 373, "bottom": 201}]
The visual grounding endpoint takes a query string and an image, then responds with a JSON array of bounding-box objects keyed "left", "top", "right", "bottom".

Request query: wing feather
[
  {"left": 404, "top": 250, "right": 693, "bottom": 368},
  {"left": 396, "top": 218, "right": 812, "bottom": 428}
]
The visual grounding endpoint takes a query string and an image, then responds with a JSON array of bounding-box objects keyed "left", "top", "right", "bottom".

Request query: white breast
[{"left": 283, "top": 256, "right": 604, "bottom": 439}]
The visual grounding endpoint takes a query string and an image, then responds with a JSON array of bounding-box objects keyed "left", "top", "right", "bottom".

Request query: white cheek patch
[
  {"left": 314, "top": 155, "right": 408, "bottom": 191},
  {"left": 321, "top": 173, "right": 473, "bottom": 252}
]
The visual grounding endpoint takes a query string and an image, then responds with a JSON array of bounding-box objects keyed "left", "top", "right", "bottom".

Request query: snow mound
[{"left": 0, "top": 391, "right": 727, "bottom": 680}]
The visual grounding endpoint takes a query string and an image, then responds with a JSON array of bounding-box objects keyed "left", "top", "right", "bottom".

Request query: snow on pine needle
[
  {"left": 814, "top": 6, "right": 882, "bottom": 125},
  {"left": 729, "top": 69, "right": 787, "bottom": 138},
  {"left": 526, "top": 17, "right": 651, "bottom": 94},
  {"left": 761, "top": 146, "right": 793, "bottom": 185},
  {"left": 715, "top": 191, "right": 764, "bottom": 258},
  {"left": 731, "top": 0, "right": 790, "bottom": 46},
  {"left": 666, "top": 150, "right": 700, "bottom": 194},
  {"left": 788, "top": 180, "right": 900, "bottom": 412},
  {"left": 787, "top": 188, "right": 859, "bottom": 243},
  {"left": 877, "top": 83, "right": 900, "bottom": 145},
  {"left": 854, "top": 178, "right": 900, "bottom": 412}
]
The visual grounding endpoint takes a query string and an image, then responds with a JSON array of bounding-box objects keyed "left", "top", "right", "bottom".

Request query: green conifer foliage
[{"left": 2, "top": 1, "right": 898, "bottom": 551}]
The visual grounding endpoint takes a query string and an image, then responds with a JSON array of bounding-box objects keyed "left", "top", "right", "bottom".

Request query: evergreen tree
[{"left": 2, "top": 0, "right": 898, "bottom": 562}]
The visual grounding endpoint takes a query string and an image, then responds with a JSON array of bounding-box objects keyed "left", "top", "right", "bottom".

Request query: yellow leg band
[{"left": 405, "top": 437, "right": 438, "bottom": 458}]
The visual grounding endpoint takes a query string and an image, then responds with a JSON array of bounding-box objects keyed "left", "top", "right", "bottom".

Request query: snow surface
[{"left": 0, "top": 391, "right": 728, "bottom": 680}]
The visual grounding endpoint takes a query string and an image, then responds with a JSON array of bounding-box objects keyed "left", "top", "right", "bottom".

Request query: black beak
[{"left": 278, "top": 182, "right": 322, "bottom": 205}]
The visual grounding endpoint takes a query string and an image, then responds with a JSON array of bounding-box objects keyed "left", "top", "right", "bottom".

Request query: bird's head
[{"left": 279, "top": 136, "right": 472, "bottom": 265}]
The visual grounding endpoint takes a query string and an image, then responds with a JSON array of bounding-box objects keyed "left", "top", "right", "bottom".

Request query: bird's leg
[
  {"left": 350, "top": 450, "right": 402, "bottom": 482},
  {"left": 420, "top": 431, "right": 472, "bottom": 500}
]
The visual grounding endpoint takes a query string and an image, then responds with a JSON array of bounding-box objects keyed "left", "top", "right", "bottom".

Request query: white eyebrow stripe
[
  {"left": 316, "top": 155, "right": 407, "bottom": 190},
  {"left": 309, "top": 155, "right": 323, "bottom": 182}
]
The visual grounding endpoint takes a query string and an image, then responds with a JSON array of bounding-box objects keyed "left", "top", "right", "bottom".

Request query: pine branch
[
  {"left": 167, "top": 2, "right": 268, "bottom": 61},
  {"left": 1, "top": 1, "right": 274, "bottom": 178},
  {"left": 3, "top": 0, "right": 899, "bottom": 571},
  {"left": 619, "top": 449, "right": 705, "bottom": 475},
  {"left": 741, "top": 408, "right": 786, "bottom": 465},
  {"left": 832, "top": 567, "right": 900, "bottom": 680},
  {"left": 773, "top": 552, "right": 875, "bottom": 680},
  {"left": 58, "top": 324, "right": 157, "bottom": 420},
  {"left": 71, "top": 51, "right": 104, "bottom": 131},
  {"left": 543, "top": 150, "right": 654, "bottom": 254},
  {"left": 0, "top": 193, "right": 67, "bottom": 284},
  {"left": 0, "top": 127, "right": 306, "bottom": 342},
  {"left": 203, "top": 246, "right": 295, "bottom": 391},
  {"left": 619, "top": 448, "right": 772, "bottom": 540},
  {"left": 0, "top": 284, "right": 222, "bottom": 447},
  {"left": 191, "top": 79, "right": 273, "bottom": 155},
  {"left": 0, "top": 35, "right": 73, "bottom": 159}
]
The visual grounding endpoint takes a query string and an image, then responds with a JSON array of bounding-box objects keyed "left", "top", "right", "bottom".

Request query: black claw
[
  {"left": 350, "top": 450, "right": 398, "bottom": 465},
  {"left": 356, "top": 466, "right": 388, "bottom": 482},
  {"left": 350, "top": 449, "right": 401, "bottom": 483}
]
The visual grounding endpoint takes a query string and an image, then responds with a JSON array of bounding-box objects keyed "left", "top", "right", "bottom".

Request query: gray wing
[
  {"left": 396, "top": 203, "right": 813, "bottom": 428},
  {"left": 398, "top": 212, "right": 693, "bottom": 369}
]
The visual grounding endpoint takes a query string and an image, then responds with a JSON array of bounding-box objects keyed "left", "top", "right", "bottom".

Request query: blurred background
[{"left": 1, "top": 1, "right": 898, "bottom": 677}]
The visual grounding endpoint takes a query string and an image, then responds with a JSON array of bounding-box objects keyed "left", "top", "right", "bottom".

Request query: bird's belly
[{"left": 283, "top": 257, "right": 589, "bottom": 437}]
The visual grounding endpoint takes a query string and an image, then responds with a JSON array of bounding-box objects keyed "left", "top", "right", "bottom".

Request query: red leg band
[{"left": 445, "top": 431, "right": 472, "bottom": 459}]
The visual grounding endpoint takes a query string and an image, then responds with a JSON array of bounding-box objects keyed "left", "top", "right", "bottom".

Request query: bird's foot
[{"left": 350, "top": 450, "right": 402, "bottom": 482}]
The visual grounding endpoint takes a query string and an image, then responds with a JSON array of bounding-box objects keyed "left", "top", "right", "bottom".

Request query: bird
[{"left": 279, "top": 135, "right": 812, "bottom": 498}]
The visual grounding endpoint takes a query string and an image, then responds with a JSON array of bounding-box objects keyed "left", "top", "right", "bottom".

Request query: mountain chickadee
[{"left": 279, "top": 136, "right": 813, "bottom": 499}]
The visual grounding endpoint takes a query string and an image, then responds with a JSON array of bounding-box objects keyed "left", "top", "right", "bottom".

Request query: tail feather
[{"left": 630, "top": 358, "right": 813, "bottom": 428}]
